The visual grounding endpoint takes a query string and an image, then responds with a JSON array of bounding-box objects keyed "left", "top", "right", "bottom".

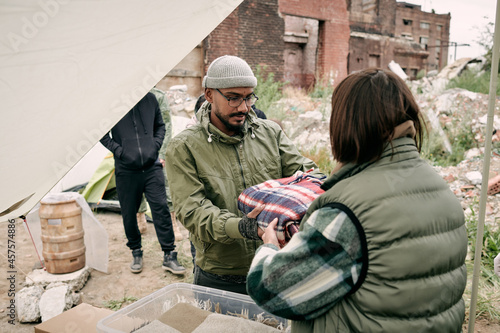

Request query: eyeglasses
[{"left": 215, "top": 89, "right": 259, "bottom": 108}]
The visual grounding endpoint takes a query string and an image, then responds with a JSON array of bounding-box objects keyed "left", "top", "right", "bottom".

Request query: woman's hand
[{"left": 261, "top": 218, "right": 280, "bottom": 248}]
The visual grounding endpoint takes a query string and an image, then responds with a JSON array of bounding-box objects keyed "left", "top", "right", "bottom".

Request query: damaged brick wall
[
  {"left": 205, "top": 0, "right": 285, "bottom": 82},
  {"left": 202, "top": 0, "right": 349, "bottom": 89},
  {"left": 279, "top": 0, "right": 350, "bottom": 86}
]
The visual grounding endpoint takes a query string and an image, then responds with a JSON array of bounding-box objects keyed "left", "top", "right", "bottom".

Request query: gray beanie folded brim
[{"left": 203, "top": 55, "right": 257, "bottom": 89}]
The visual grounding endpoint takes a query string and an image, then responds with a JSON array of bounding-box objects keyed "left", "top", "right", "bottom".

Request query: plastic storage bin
[{"left": 97, "top": 283, "right": 289, "bottom": 332}]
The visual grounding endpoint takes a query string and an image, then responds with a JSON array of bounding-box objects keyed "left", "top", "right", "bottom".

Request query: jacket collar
[
  {"left": 198, "top": 102, "right": 259, "bottom": 144},
  {"left": 321, "top": 137, "right": 419, "bottom": 191}
]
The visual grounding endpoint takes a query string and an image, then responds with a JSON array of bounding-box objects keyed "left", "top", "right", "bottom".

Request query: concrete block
[
  {"left": 39, "top": 284, "right": 73, "bottom": 322},
  {"left": 24, "top": 266, "right": 91, "bottom": 292},
  {"left": 16, "top": 285, "right": 44, "bottom": 323}
]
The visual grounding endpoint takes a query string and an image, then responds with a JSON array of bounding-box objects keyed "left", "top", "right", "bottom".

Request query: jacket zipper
[
  {"left": 234, "top": 143, "right": 246, "bottom": 189},
  {"left": 132, "top": 108, "right": 144, "bottom": 166}
]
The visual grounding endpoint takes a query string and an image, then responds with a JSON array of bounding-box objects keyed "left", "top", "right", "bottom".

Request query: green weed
[
  {"left": 307, "top": 76, "right": 333, "bottom": 120},
  {"left": 446, "top": 69, "right": 500, "bottom": 95},
  {"left": 466, "top": 206, "right": 500, "bottom": 271},
  {"left": 420, "top": 96, "right": 478, "bottom": 166},
  {"left": 103, "top": 294, "right": 138, "bottom": 311},
  {"left": 299, "top": 145, "right": 336, "bottom": 176},
  {"left": 253, "top": 65, "right": 285, "bottom": 120},
  {"left": 463, "top": 204, "right": 500, "bottom": 322}
]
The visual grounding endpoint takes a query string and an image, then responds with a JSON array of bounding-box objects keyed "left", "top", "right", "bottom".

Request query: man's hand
[
  {"left": 238, "top": 204, "right": 265, "bottom": 240},
  {"left": 159, "top": 159, "right": 165, "bottom": 168},
  {"left": 262, "top": 218, "right": 280, "bottom": 248}
]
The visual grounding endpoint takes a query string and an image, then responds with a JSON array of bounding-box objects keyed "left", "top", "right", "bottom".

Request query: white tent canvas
[{"left": 0, "top": 0, "right": 243, "bottom": 222}]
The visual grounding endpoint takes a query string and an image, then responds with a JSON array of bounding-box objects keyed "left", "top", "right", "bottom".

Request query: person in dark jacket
[{"left": 100, "top": 92, "right": 186, "bottom": 275}]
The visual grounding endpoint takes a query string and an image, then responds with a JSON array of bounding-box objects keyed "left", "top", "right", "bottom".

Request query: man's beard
[{"left": 213, "top": 106, "right": 247, "bottom": 134}]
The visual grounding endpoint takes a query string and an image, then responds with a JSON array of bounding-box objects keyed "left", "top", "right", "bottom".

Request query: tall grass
[
  {"left": 446, "top": 69, "right": 500, "bottom": 95},
  {"left": 299, "top": 146, "right": 336, "bottom": 176},
  {"left": 308, "top": 75, "right": 334, "bottom": 120},
  {"left": 463, "top": 206, "right": 500, "bottom": 322},
  {"left": 253, "top": 65, "right": 285, "bottom": 120}
]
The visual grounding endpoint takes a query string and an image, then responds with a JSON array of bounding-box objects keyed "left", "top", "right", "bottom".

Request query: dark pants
[
  {"left": 190, "top": 241, "right": 196, "bottom": 269},
  {"left": 193, "top": 265, "right": 248, "bottom": 295},
  {"left": 115, "top": 163, "right": 175, "bottom": 253}
]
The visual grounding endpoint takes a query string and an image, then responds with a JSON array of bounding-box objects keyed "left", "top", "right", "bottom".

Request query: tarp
[
  {"left": 50, "top": 142, "right": 110, "bottom": 193},
  {"left": 0, "top": 0, "right": 243, "bottom": 222}
]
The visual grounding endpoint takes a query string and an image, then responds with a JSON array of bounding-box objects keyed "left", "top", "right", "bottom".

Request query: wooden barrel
[{"left": 39, "top": 196, "right": 86, "bottom": 274}]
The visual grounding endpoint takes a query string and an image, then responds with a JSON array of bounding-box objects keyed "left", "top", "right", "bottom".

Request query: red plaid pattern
[{"left": 238, "top": 171, "right": 325, "bottom": 246}]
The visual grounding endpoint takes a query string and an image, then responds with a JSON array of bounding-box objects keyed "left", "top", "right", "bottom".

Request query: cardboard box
[{"left": 35, "top": 303, "right": 114, "bottom": 333}]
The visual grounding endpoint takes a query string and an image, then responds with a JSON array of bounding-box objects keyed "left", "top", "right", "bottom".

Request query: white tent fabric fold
[{"left": 0, "top": 0, "right": 243, "bottom": 222}]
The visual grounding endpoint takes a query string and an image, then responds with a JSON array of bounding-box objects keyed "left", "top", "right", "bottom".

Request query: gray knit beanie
[{"left": 202, "top": 55, "right": 257, "bottom": 89}]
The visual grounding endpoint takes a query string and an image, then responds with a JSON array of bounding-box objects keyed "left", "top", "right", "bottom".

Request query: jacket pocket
[
  {"left": 192, "top": 237, "right": 213, "bottom": 257},
  {"left": 118, "top": 138, "right": 140, "bottom": 168},
  {"left": 138, "top": 136, "right": 158, "bottom": 167},
  {"left": 119, "top": 137, "right": 158, "bottom": 169},
  {"left": 201, "top": 240, "right": 213, "bottom": 254}
]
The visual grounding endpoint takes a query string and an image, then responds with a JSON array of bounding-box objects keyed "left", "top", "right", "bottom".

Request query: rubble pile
[
  {"left": 435, "top": 154, "right": 500, "bottom": 226},
  {"left": 164, "top": 85, "right": 197, "bottom": 119}
]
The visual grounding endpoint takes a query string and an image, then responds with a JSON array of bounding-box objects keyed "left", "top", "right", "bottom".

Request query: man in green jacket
[{"left": 165, "top": 55, "right": 322, "bottom": 294}]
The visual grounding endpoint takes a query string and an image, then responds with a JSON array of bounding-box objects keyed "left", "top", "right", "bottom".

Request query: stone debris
[
  {"left": 39, "top": 283, "right": 75, "bottom": 322},
  {"left": 465, "top": 171, "right": 483, "bottom": 185},
  {"left": 24, "top": 266, "right": 91, "bottom": 291},
  {"left": 165, "top": 87, "right": 196, "bottom": 119},
  {"left": 16, "top": 266, "right": 90, "bottom": 322},
  {"left": 15, "top": 285, "right": 43, "bottom": 323},
  {"left": 434, "top": 153, "right": 500, "bottom": 225}
]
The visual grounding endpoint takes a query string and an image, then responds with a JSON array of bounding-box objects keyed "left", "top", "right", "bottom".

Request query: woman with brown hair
[{"left": 247, "top": 68, "right": 467, "bottom": 332}]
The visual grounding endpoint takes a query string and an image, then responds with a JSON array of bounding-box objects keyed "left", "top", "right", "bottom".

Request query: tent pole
[{"left": 467, "top": 1, "right": 500, "bottom": 331}]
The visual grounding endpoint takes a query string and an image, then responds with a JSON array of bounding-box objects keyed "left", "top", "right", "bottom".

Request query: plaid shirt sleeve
[{"left": 247, "top": 206, "right": 363, "bottom": 321}]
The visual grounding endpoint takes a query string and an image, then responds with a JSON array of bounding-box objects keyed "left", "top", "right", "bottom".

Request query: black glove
[{"left": 238, "top": 215, "right": 260, "bottom": 240}]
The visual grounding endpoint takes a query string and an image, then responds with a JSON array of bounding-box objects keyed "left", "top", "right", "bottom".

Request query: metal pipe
[{"left": 467, "top": 1, "right": 500, "bottom": 331}]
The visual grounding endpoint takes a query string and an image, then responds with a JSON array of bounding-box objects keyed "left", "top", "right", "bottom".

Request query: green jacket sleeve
[
  {"left": 165, "top": 138, "right": 242, "bottom": 244},
  {"left": 152, "top": 89, "right": 172, "bottom": 160}
]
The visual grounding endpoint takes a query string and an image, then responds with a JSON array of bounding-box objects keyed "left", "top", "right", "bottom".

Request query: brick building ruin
[
  {"left": 157, "top": 0, "right": 450, "bottom": 96},
  {"left": 348, "top": 0, "right": 450, "bottom": 79}
]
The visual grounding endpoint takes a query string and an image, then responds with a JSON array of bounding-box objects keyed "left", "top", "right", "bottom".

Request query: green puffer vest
[{"left": 294, "top": 137, "right": 467, "bottom": 333}]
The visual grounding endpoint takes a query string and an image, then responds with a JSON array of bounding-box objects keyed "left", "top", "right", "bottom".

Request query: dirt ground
[
  {"left": 0, "top": 210, "right": 193, "bottom": 332},
  {"left": 1, "top": 210, "right": 499, "bottom": 333}
]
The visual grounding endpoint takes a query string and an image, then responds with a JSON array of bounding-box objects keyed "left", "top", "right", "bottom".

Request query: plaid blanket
[{"left": 238, "top": 171, "right": 325, "bottom": 246}]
